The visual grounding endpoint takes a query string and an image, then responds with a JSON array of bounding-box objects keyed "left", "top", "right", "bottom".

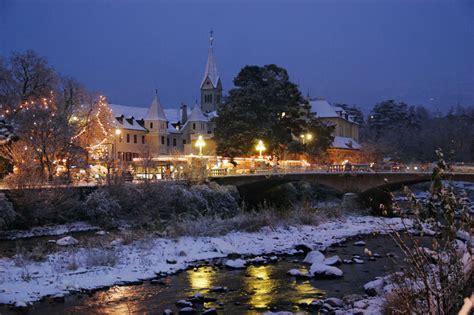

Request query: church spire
[{"left": 200, "top": 30, "right": 220, "bottom": 89}]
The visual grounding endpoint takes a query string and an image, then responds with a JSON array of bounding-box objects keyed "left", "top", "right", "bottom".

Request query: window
[
  {"left": 142, "top": 135, "right": 145, "bottom": 144},
  {"left": 183, "top": 139, "right": 186, "bottom": 144},
  {"left": 133, "top": 134, "right": 137, "bottom": 143},
  {"left": 201, "top": 123, "right": 204, "bottom": 130},
  {"left": 193, "top": 123, "right": 196, "bottom": 130},
  {"left": 167, "top": 138, "right": 169, "bottom": 146},
  {"left": 173, "top": 138, "right": 176, "bottom": 146},
  {"left": 161, "top": 136, "right": 165, "bottom": 145},
  {"left": 209, "top": 94, "right": 212, "bottom": 102},
  {"left": 150, "top": 122, "right": 153, "bottom": 129},
  {"left": 126, "top": 134, "right": 130, "bottom": 143}
]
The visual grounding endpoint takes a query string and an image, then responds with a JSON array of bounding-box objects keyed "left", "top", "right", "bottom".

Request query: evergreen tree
[
  {"left": 214, "top": 64, "right": 333, "bottom": 158},
  {"left": 335, "top": 103, "right": 364, "bottom": 124}
]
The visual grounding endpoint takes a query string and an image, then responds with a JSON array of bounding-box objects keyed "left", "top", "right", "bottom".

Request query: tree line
[{"left": 338, "top": 100, "right": 474, "bottom": 162}]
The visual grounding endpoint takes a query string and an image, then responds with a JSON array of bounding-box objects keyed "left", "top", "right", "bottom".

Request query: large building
[
  {"left": 309, "top": 98, "right": 362, "bottom": 163},
  {"left": 108, "top": 34, "right": 222, "bottom": 163}
]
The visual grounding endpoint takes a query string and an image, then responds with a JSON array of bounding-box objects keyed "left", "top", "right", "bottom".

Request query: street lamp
[
  {"left": 301, "top": 133, "right": 313, "bottom": 145},
  {"left": 195, "top": 135, "right": 206, "bottom": 156},
  {"left": 256, "top": 140, "right": 266, "bottom": 159}
]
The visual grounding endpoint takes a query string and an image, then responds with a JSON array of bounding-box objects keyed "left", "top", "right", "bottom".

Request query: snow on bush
[
  {"left": 84, "top": 189, "right": 121, "bottom": 228},
  {"left": 0, "top": 193, "right": 18, "bottom": 230}
]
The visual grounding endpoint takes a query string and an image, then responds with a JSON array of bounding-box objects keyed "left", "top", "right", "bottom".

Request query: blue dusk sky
[{"left": 1, "top": 0, "right": 473, "bottom": 112}]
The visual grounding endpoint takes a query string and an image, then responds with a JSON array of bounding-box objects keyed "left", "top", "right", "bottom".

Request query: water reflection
[
  {"left": 93, "top": 286, "right": 140, "bottom": 315},
  {"left": 245, "top": 265, "right": 277, "bottom": 309},
  {"left": 187, "top": 265, "right": 216, "bottom": 292},
  {"left": 291, "top": 280, "right": 324, "bottom": 305}
]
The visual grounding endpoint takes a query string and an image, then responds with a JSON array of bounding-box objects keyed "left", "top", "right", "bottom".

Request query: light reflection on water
[
  {"left": 245, "top": 265, "right": 276, "bottom": 309},
  {"left": 187, "top": 265, "right": 216, "bottom": 292},
  {"left": 93, "top": 286, "right": 141, "bottom": 315},
  {"left": 292, "top": 280, "right": 324, "bottom": 305}
]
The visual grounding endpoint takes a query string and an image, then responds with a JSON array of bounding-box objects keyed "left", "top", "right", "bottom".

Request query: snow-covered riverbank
[{"left": 0, "top": 215, "right": 410, "bottom": 307}]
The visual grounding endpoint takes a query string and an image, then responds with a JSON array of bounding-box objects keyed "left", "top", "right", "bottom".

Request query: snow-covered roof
[
  {"left": 206, "top": 110, "right": 218, "bottom": 119},
  {"left": 200, "top": 45, "right": 220, "bottom": 89},
  {"left": 310, "top": 99, "right": 357, "bottom": 123},
  {"left": 332, "top": 136, "right": 361, "bottom": 150},
  {"left": 116, "top": 117, "right": 147, "bottom": 131},
  {"left": 165, "top": 108, "right": 191, "bottom": 124},
  {"left": 146, "top": 94, "right": 168, "bottom": 121},
  {"left": 109, "top": 104, "right": 148, "bottom": 131},
  {"left": 109, "top": 104, "right": 148, "bottom": 120},
  {"left": 188, "top": 105, "right": 208, "bottom": 122}
]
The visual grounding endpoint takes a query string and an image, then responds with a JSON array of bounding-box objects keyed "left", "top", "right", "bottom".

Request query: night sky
[{"left": 1, "top": 0, "right": 473, "bottom": 112}]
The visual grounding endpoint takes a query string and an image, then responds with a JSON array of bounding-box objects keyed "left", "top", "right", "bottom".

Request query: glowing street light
[
  {"left": 195, "top": 135, "right": 206, "bottom": 156},
  {"left": 115, "top": 128, "right": 122, "bottom": 136},
  {"left": 256, "top": 140, "right": 266, "bottom": 159},
  {"left": 300, "top": 133, "right": 313, "bottom": 144}
]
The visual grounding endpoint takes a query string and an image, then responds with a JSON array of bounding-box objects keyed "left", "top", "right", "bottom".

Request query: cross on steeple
[{"left": 209, "top": 29, "right": 214, "bottom": 47}]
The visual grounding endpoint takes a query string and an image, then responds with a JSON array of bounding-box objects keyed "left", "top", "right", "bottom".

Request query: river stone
[
  {"left": 210, "top": 286, "right": 228, "bottom": 293},
  {"left": 310, "top": 263, "right": 343, "bottom": 278},
  {"left": 353, "top": 241, "right": 366, "bottom": 246},
  {"left": 324, "top": 255, "right": 342, "bottom": 266},
  {"left": 309, "top": 300, "right": 323, "bottom": 310},
  {"left": 352, "top": 258, "right": 364, "bottom": 264},
  {"left": 303, "top": 250, "right": 325, "bottom": 264},
  {"left": 176, "top": 300, "right": 193, "bottom": 307},
  {"left": 56, "top": 236, "right": 79, "bottom": 246},
  {"left": 364, "top": 278, "right": 385, "bottom": 296},
  {"left": 163, "top": 310, "right": 173, "bottom": 315},
  {"left": 353, "top": 300, "right": 368, "bottom": 309},
  {"left": 248, "top": 256, "right": 267, "bottom": 265},
  {"left": 287, "top": 269, "right": 310, "bottom": 278},
  {"left": 324, "top": 297, "right": 343, "bottom": 307},
  {"left": 202, "top": 308, "right": 217, "bottom": 315},
  {"left": 225, "top": 258, "right": 247, "bottom": 269},
  {"left": 294, "top": 243, "right": 313, "bottom": 253}
]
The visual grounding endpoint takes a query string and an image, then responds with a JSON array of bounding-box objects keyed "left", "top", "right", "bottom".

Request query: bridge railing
[{"left": 207, "top": 164, "right": 437, "bottom": 177}]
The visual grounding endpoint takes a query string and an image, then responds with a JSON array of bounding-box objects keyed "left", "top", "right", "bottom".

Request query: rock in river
[
  {"left": 303, "top": 250, "right": 325, "bottom": 264},
  {"left": 225, "top": 259, "right": 247, "bottom": 269},
  {"left": 309, "top": 263, "right": 343, "bottom": 278},
  {"left": 56, "top": 236, "right": 79, "bottom": 246}
]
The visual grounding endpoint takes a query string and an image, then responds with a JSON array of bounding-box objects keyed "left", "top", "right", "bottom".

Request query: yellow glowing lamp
[
  {"left": 115, "top": 128, "right": 122, "bottom": 135},
  {"left": 195, "top": 135, "right": 206, "bottom": 156},
  {"left": 306, "top": 133, "right": 313, "bottom": 141},
  {"left": 256, "top": 140, "right": 266, "bottom": 159}
]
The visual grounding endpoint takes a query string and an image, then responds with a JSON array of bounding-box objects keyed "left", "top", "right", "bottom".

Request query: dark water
[{"left": 0, "top": 234, "right": 403, "bottom": 315}]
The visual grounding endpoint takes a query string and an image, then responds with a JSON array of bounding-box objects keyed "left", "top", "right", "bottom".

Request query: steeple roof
[
  {"left": 145, "top": 91, "right": 167, "bottom": 121},
  {"left": 200, "top": 31, "right": 220, "bottom": 89},
  {"left": 188, "top": 104, "right": 208, "bottom": 122}
]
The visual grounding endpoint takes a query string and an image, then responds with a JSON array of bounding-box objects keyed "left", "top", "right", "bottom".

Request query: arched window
[{"left": 150, "top": 122, "right": 153, "bottom": 129}]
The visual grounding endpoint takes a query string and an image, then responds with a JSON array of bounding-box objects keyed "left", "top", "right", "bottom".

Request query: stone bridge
[{"left": 211, "top": 171, "right": 474, "bottom": 197}]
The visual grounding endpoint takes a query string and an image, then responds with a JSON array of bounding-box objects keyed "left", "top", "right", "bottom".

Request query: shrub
[
  {"left": 385, "top": 150, "right": 473, "bottom": 314},
  {"left": 84, "top": 189, "right": 121, "bottom": 228},
  {"left": 7, "top": 188, "right": 84, "bottom": 228},
  {"left": 0, "top": 193, "right": 18, "bottom": 230},
  {"left": 84, "top": 248, "right": 119, "bottom": 267}
]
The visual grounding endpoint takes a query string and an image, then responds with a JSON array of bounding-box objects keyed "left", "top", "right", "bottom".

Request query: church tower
[{"left": 200, "top": 30, "right": 222, "bottom": 113}]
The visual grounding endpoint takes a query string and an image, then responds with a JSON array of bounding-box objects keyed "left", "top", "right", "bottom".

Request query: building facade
[
  {"left": 309, "top": 98, "right": 363, "bottom": 163},
  {"left": 108, "top": 34, "right": 222, "bottom": 163}
]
